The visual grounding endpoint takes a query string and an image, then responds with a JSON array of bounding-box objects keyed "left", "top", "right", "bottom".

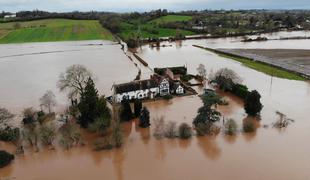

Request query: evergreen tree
[
  {"left": 134, "top": 100, "right": 142, "bottom": 117},
  {"left": 139, "top": 107, "right": 150, "bottom": 128},
  {"left": 193, "top": 94, "right": 221, "bottom": 126},
  {"left": 244, "top": 90, "right": 263, "bottom": 116},
  {"left": 120, "top": 98, "right": 133, "bottom": 121},
  {"left": 78, "top": 77, "right": 99, "bottom": 128}
]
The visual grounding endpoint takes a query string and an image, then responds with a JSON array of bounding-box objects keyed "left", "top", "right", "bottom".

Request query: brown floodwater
[{"left": 1, "top": 34, "right": 310, "bottom": 180}]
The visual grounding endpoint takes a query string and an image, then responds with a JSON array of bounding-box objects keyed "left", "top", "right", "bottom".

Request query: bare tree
[
  {"left": 0, "top": 107, "right": 14, "bottom": 128},
  {"left": 57, "top": 64, "right": 93, "bottom": 99},
  {"left": 197, "top": 64, "right": 207, "bottom": 79},
  {"left": 214, "top": 68, "right": 242, "bottom": 84},
  {"left": 40, "top": 90, "right": 56, "bottom": 113}
]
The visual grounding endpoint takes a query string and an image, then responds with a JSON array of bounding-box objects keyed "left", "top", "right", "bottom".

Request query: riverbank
[{"left": 193, "top": 45, "right": 307, "bottom": 81}]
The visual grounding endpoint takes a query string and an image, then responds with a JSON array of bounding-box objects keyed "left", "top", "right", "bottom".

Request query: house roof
[{"left": 114, "top": 79, "right": 158, "bottom": 94}]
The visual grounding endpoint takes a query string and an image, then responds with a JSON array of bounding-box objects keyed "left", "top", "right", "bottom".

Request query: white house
[
  {"left": 4, "top": 14, "right": 16, "bottom": 19},
  {"left": 113, "top": 74, "right": 185, "bottom": 103}
]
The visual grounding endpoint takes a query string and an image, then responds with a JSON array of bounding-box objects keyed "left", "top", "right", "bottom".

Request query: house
[
  {"left": 113, "top": 74, "right": 186, "bottom": 103},
  {"left": 4, "top": 14, "right": 16, "bottom": 19}
]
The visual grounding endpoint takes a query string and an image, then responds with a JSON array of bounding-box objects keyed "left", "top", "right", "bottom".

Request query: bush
[
  {"left": 0, "top": 127, "right": 20, "bottom": 142},
  {"left": 232, "top": 84, "right": 250, "bottom": 99},
  {"left": 244, "top": 90, "right": 263, "bottom": 116},
  {"left": 112, "top": 122, "right": 123, "bottom": 148},
  {"left": 165, "top": 121, "right": 177, "bottom": 138},
  {"left": 39, "top": 124, "right": 56, "bottom": 146},
  {"left": 88, "top": 117, "right": 110, "bottom": 136},
  {"left": 163, "top": 94, "right": 173, "bottom": 100},
  {"left": 195, "top": 122, "right": 220, "bottom": 136},
  {"left": 0, "top": 150, "right": 14, "bottom": 168},
  {"left": 93, "top": 137, "right": 113, "bottom": 151},
  {"left": 134, "top": 100, "right": 142, "bottom": 117},
  {"left": 225, "top": 119, "right": 238, "bottom": 135},
  {"left": 139, "top": 107, "right": 150, "bottom": 128},
  {"left": 243, "top": 121, "right": 256, "bottom": 133},
  {"left": 153, "top": 116, "right": 166, "bottom": 139},
  {"left": 178, "top": 123, "right": 192, "bottom": 139}
]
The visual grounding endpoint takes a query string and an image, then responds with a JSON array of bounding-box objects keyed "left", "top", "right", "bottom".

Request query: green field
[
  {"left": 0, "top": 19, "right": 114, "bottom": 43},
  {"left": 196, "top": 46, "right": 305, "bottom": 81},
  {"left": 118, "top": 15, "right": 195, "bottom": 40},
  {"left": 219, "top": 53, "right": 306, "bottom": 81},
  {"left": 149, "top": 15, "right": 193, "bottom": 24}
]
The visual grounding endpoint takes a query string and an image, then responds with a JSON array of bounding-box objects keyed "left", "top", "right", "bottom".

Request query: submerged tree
[
  {"left": 57, "top": 64, "right": 93, "bottom": 99},
  {"left": 213, "top": 68, "right": 242, "bottom": 91},
  {"left": 120, "top": 98, "right": 133, "bottom": 121},
  {"left": 197, "top": 64, "right": 207, "bottom": 80},
  {"left": 244, "top": 90, "right": 263, "bottom": 116},
  {"left": 139, "top": 107, "right": 150, "bottom": 128},
  {"left": 134, "top": 100, "right": 142, "bottom": 118},
  {"left": 193, "top": 93, "right": 221, "bottom": 126},
  {"left": 40, "top": 90, "right": 56, "bottom": 113},
  {"left": 0, "top": 107, "right": 14, "bottom": 128},
  {"left": 78, "top": 77, "right": 99, "bottom": 128}
]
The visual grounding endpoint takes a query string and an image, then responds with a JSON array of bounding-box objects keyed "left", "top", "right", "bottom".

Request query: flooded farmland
[{"left": 1, "top": 32, "right": 310, "bottom": 180}]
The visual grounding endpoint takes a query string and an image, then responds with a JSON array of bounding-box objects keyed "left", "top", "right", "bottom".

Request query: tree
[
  {"left": 213, "top": 68, "right": 242, "bottom": 91},
  {"left": 134, "top": 100, "right": 142, "bottom": 117},
  {"left": 0, "top": 107, "right": 14, "bottom": 128},
  {"left": 197, "top": 64, "right": 207, "bottom": 80},
  {"left": 225, "top": 119, "right": 238, "bottom": 135},
  {"left": 78, "top": 77, "right": 99, "bottom": 128},
  {"left": 244, "top": 90, "right": 263, "bottom": 116},
  {"left": 178, "top": 123, "right": 192, "bottom": 139},
  {"left": 193, "top": 93, "right": 221, "bottom": 126},
  {"left": 139, "top": 107, "right": 150, "bottom": 128},
  {"left": 39, "top": 124, "right": 56, "bottom": 146},
  {"left": 40, "top": 90, "right": 56, "bottom": 113},
  {"left": 57, "top": 64, "right": 93, "bottom": 99},
  {"left": 22, "top": 107, "right": 36, "bottom": 125},
  {"left": 120, "top": 98, "right": 133, "bottom": 121}
]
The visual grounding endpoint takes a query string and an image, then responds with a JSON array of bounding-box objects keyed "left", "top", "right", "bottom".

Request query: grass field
[
  {"left": 0, "top": 19, "right": 114, "bottom": 43},
  {"left": 149, "top": 15, "right": 193, "bottom": 24},
  {"left": 194, "top": 46, "right": 306, "bottom": 81},
  {"left": 219, "top": 54, "right": 306, "bottom": 81},
  {"left": 118, "top": 15, "right": 195, "bottom": 40}
]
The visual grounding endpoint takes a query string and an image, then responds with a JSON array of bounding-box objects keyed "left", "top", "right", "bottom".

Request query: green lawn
[
  {"left": 149, "top": 15, "right": 193, "bottom": 24},
  {"left": 0, "top": 19, "right": 114, "bottom": 43}
]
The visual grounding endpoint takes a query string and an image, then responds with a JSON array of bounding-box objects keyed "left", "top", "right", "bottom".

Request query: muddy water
[
  {"left": 0, "top": 41, "right": 138, "bottom": 113},
  {"left": 1, "top": 35, "right": 310, "bottom": 180}
]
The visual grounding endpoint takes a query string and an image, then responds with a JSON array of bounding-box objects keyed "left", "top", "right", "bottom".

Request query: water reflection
[{"left": 196, "top": 136, "right": 221, "bottom": 161}]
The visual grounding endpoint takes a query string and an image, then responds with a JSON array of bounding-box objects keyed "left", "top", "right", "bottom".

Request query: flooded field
[{"left": 1, "top": 33, "right": 310, "bottom": 180}]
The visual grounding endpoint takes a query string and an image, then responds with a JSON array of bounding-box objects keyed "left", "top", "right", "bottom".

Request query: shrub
[
  {"left": 88, "top": 117, "right": 110, "bottom": 136},
  {"left": 243, "top": 121, "right": 256, "bottom": 133},
  {"left": 165, "top": 121, "right": 177, "bottom": 138},
  {"left": 112, "top": 122, "right": 123, "bottom": 148},
  {"left": 225, "top": 119, "right": 238, "bottom": 135},
  {"left": 0, "top": 127, "right": 20, "bottom": 142},
  {"left": 58, "top": 123, "right": 82, "bottom": 150},
  {"left": 134, "top": 100, "right": 142, "bottom": 117},
  {"left": 0, "top": 150, "right": 14, "bottom": 168},
  {"left": 232, "top": 84, "right": 250, "bottom": 99},
  {"left": 163, "top": 94, "right": 173, "bottom": 100},
  {"left": 93, "top": 137, "right": 113, "bottom": 151},
  {"left": 39, "top": 124, "right": 56, "bottom": 146},
  {"left": 195, "top": 122, "right": 221, "bottom": 136},
  {"left": 178, "top": 123, "right": 192, "bottom": 139},
  {"left": 244, "top": 90, "right": 263, "bottom": 116},
  {"left": 153, "top": 116, "right": 166, "bottom": 139},
  {"left": 139, "top": 107, "right": 150, "bottom": 128}
]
